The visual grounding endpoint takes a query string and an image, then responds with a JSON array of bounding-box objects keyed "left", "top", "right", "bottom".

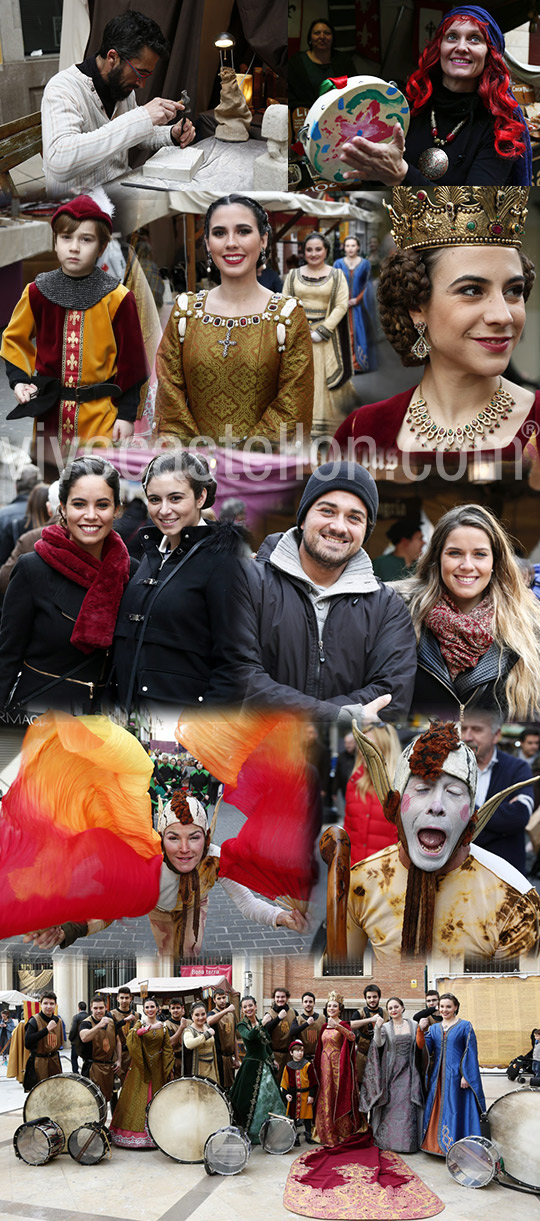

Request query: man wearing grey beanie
[{"left": 238, "top": 460, "right": 417, "bottom": 724}]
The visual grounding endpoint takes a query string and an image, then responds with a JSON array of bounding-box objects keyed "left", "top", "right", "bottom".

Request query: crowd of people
[{"left": 9, "top": 982, "right": 503, "bottom": 1161}]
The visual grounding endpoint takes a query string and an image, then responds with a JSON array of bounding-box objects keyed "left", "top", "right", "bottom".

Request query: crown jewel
[{"left": 386, "top": 186, "right": 529, "bottom": 251}]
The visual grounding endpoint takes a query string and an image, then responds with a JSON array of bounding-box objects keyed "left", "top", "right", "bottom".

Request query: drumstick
[
  {"left": 320, "top": 825, "right": 351, "bottom": 961},
  {"left": 74, "top": 1130, "right": 98, "bottom": 1163}
]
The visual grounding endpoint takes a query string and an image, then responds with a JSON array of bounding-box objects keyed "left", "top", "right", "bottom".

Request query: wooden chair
[{"left": 0, "top": 112, "right": 42, "bottom": 196}]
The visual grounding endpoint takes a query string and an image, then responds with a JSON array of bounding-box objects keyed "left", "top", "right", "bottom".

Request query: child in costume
[
  {"left": 1, "top": 192, "right": 149, "bottom": 473},
  {"left": 280, "top": 1039, "right": 318, "bottom": 1145}
]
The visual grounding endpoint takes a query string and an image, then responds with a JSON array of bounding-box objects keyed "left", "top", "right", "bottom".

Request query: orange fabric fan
[{"left": 0, "top": 713, "right": 162, "bottom": 937}]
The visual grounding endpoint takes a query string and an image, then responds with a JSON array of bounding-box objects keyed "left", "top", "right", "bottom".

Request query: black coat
[
  {"left": 414, "top": 627, "right": 518, "bottom": 719},
  {"left": 474, "top": 750, "right": 534, "bottom": 875},
  {"left": 111, "top": 521, "right": 247, "bottom": 710},
  {"left": 0, "top": 550, "right": 135, "bottom": 711},
  {"left": 237, "top": 533, "right": 417, "bottom": 721}
]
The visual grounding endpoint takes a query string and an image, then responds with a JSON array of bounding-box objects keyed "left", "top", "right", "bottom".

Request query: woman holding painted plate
[
  {"left": 334, "top": 185, "right": 540, "bottom": 481},
  {"left": 153, "top": 195, "right": 313, "bottom": 446},
  {"left": 337, "top": 7, "right": 531, "bottom": 186}
]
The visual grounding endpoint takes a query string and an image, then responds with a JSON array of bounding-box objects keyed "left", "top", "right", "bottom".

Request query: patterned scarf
[
  {"left": 425, "top": 592, "right": 494, "bottom": 678},
  {"left": 35, "top": 523, "right": 130, "bottom": 653}
]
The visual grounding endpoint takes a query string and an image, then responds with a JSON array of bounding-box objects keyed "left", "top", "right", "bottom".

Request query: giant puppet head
[{"left": 352, "top": 720, "right": 532, "bottom": 955}]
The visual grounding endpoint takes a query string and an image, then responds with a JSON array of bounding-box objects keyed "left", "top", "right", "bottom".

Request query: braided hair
[{"left": 378, "top": 247, "right": 535, "bottom": 367}]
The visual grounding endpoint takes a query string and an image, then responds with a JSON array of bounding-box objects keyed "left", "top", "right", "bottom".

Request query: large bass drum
[
  {"left": 24, "top": 1073, "right": 106, "bottom": 1142},
  {"left": 13, "top": 1118, "right": 64, "bottom": 1165},
  {"left": 485, "top": 1089, "right": 540, "bottom": 1189},
  {"left": 146, "top": 1076, "right": 231, "bottom": 1164}
]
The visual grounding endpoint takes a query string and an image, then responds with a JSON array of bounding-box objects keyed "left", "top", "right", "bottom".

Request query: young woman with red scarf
[
  {"left": 337, "top": 7, "right": 532, "bottom": 186},
  {"left": 0, "top": 456, "right": 131, "bottom": 712}
]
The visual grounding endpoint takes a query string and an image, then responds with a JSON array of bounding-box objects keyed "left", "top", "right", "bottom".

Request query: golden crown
[
  {"left": 386, "top": 186, "right": 529, "bottom": 251},
  {"left": 327, "top": 990, "right": 344, "bottom": 1006}
]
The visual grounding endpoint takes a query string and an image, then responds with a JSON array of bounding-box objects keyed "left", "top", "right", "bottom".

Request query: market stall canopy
[
  {"left": 0, "top": 989, "right": 33, "bottom": 1004},
  {"left": 106, "top": 975, "right": 234, "bottom": 996}
]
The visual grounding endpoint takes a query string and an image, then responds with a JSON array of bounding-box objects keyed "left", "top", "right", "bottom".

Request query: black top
[
  {"left": 404, "top": 73, "right": 514, "bottom": 186},
  {"left": 111, "top": 521, "right": 248, "bottom": 710},
  {"left": 25, "top": 1014, "right": 61, "bottom": 1051},
  {"left": 288, "top": 50, "right": 356, "bottom": 111}
]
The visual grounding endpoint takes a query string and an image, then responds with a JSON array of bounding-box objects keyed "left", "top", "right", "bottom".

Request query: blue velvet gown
[
  {"left": 333, "top": 257, "right": 376, "bottom": 372},
  {"left": 422, "top": 1019, "right": 485, "bottom": 1155}
]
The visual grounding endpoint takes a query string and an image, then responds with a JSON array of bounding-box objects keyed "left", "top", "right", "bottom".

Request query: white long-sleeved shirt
[
  {"left": 156, "top": 844, "right": 282, "bottom": 927},
  {"left": 41, "top": 64, "right": 174, "bottom": 195}
]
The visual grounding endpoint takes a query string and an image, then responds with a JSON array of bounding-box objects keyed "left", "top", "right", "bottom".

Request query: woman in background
[
  {"left": 344, "top": 724, "right": 401, "bottom": 864},
  {"left": 334, "top": 236, "right": 376, "bottom": 372}
]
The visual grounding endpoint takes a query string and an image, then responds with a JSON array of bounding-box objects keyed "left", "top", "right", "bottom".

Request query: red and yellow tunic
[
  {"left": 1, "top": 270, "right": 149, "bottom": 462},
  {"left": 280, "top": 1058, "right": 317, "bottom": 1121}
]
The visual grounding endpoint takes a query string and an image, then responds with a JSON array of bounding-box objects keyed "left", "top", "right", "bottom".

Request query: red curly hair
[{"left": 406, "top": 14, "right": 526, "bottom": 161}]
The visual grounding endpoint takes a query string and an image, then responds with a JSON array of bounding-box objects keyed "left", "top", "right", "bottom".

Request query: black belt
[
  {"left": 60, "top": 382, "right": 121, "bottom": 403},
  {"left": 34, "top": 1051, "right": 60, "bottom": 1059}
]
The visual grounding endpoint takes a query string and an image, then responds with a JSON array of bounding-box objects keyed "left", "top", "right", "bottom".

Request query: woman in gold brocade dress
[
  {"left": 154, "top": 195, "right": 314, "bottom": 446},
  {"left": 109, "top": 997, "right": 174, "bottom": 1149},
  {"left": 312, "top": 992, "right": 365, "bottom": 1146},
  {"left": 283, "top": 233, "right": 354, "bottom": 440}
]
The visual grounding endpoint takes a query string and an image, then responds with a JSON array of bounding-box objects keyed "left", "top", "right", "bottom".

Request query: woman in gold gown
[
  {"left": 154, "top": 195, "right": 313, "bottom": 445},
  {"left": 182, "top": 1001, "right": 219, "bottom": 1081},
  {"left": 109, "top": 997, "right": 174, "bottom": 1148}
]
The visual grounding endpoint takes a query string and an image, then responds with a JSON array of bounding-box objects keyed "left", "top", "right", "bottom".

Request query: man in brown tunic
[
  {"left": 23, "top": 991, "right": 63, "bottom": 1092},
  {"left": 110, "top": 986, "right": 138, "bottom": 1085},
  {"left": 263, "top": 988, "right": 298, "bottom": 1078},
  {"left": 80, "top": 995, "right": 121, "bottom": 1104},
  {"left": 289, "top": 992, "right": 325, "bottom": 1061},
  {"left": 164, "top": 998, "right": 190, "bottom": 1078},
  {"left": 207, "top": 989, "right": 239, "bottom": 1089}
]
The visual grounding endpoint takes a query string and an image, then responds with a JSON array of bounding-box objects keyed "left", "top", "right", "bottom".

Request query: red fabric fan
[{"left": 219, "top": 718, "right": 318, "bottom": 901}]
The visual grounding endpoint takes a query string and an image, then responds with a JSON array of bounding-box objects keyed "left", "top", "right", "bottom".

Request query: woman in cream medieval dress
[{"left": 284, "top": 232, "right": 354, "bottom": 439}]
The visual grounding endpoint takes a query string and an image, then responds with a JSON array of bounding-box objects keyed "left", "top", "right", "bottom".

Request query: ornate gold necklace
[{"left": 406, "top": 379, "right": 515, "bottom": 451}]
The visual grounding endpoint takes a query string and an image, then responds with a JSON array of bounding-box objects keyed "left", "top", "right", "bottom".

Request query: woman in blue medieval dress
[
  {"left": 334, "top": 236, "right": 376, "bottom": 373},
  {"left": 417, "top": 992, "right": 485, "bottom": 1155}
]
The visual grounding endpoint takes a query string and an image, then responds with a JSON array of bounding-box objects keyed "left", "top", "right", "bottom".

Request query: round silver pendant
[{"left": 417, "top": 147, "right": 449, "bottom": 180}]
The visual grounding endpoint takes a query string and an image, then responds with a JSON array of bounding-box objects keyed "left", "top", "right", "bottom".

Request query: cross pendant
[{"left": 218, "top": 332, "right": 237, "bottom": 358}]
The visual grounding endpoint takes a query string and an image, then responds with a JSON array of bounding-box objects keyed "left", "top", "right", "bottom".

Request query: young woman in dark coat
[
  {"left": 111, "top": 451, "right": 246, "bottom": 713},
  {"left": 0, "top": 456, "right": 131, "bottom": 712}
]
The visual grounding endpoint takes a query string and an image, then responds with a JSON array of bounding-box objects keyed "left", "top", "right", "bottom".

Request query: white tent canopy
[
  {"left": 0, "top": 989, "right": 33, "bottom": 1004},
  {"left": 106, "top": 975, "right": 234, "bottom": 996}
]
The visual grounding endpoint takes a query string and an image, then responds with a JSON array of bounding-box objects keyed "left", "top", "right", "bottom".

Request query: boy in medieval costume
[
  {"left": 1, "top": 193, "right": 149, "bottom": 474},
  {"left": 280, "top": 1038, "right": 318, "bottom": 1145}
]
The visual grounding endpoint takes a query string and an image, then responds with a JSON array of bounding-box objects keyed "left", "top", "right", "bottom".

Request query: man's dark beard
[
  {"left": 107, "top": 63, "right": 134, "bottom": 101},
  {"left": 301, "top": 530, "right": 354, "bottom": 570}
]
